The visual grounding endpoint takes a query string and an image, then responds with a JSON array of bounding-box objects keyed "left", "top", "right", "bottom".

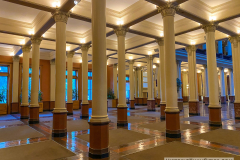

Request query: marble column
[
  {"left": 134, "top": 68, "right": 138, "bottom": 104},
  {"left": 156, "top": 39, "right": 166, "bottom": 119},
  {"left": 156, "top": 64, "right": 161, "bottom": 105},
  {"left": 137, "top": 67, "right": 143, "bottom": 105},
  {"left": 219, "top": 67, "right": 226, "bottom": 104},
  {"left": 182, "top": 71, "right": 189, "bottom": 102},
  {"left": 89, "top": 0, "right": 110, "bottom": 158},
  {"left": 176, "top": 60, "right": 183, "bottom": 110},
  {"left": 113, "top": 64, "right": 118, "bottom": 102},
  {"left": 50, "top": 59, "right": 56, "bottom": 110},
  {"left": 20, "top": 45, "right": 31, "bottom": 119},
  {"left": 66, "top": 51, "right": 74, "bottom": 115},
  {"left": 29, "top": 36, "right": 42, "bottom": 124},
  {"left": 228, "top": 69, "right": 235, "bottom": 103},
  {"left": 52, "top": 9, "right": 70, "bottom": 137},
  {"left": 203, "top": 65, "right": 209, "bottom": 105},
  {"left": 147, "top": 55, "right": 155, "bottom": 111},
  {"left": 129, "top": 60, "right": 135, "bottom": 109},
  {"left": 11, "top": 55, "right": 20, "bottom": 113},
  {"left": 159, "top": 3, "right": 180, "bottom": 137},
  {"left": 186, "top": 45, "right": 199, "bottom": 115},
  {"left": 198, "top": 72, "right": 203, "bottom": 101},
  {"left": 202, "top": 23, "right": 221, "bottom": 126},
  {"left": 114, "top": 26, "right": 128, "bottom": 126},
  {"left": 81, "top": 44, "right": 90, "bottom": 118}
]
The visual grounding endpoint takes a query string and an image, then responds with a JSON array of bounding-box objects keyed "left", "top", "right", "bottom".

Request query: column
[
  {"left": 198, "top": 71, "right": 203, "bottom": 101},
  {"left": 113, "top": 64, "right": 118, "bottom": 102},
  {"left": 134, "top": 68, "right": 138, "bottom": 104},
  {"left": 52, "top": 9, "right": 70, "bottom": 137},
  {"left": 66, "top": 51, "right": 74, "bottom": 115},
  {"left": 159, "top": 3, "right": 180, "bottom": 137},
  {"left": 156, "top": 64, "right": 161, "bottom": 105},
  {"left": 50, "top": 59, "right": 55, "bottom": 110},
  {"left": 219, "top": 67, "right": 226, "bottom": 104},
  {"left": 156, "top": 38, "right": 166, "bottom": 119},
  {"left": 202, "top": 23, "right": 221, "bottom": 126},
  {"left": 129, "top": 60, "right": 135, "bottom": 109},
  {"left": 182, "top": 71, "right": 189, "bottom": 102},
  {"left": 114, "top": 26, "right": 128, "bottom": 126},
  {"left": 11, "top": 55, "right": 20, "bottom": 113},
  {"left": 81, "top": 44, "right": 90, "bottom": 118},
  {"left": 20, "top": 45, "right": 31, "bottom": 119},
  {"left": 176, "top": 60, "right": 183, "bottom": 110},
  {"left": 89, "top": 0, "right": 109, "bottom": 158},
  {"left": 224, "top": 70, "right": 228, "bottom": 100},
  {"left": 136, "top": 67, "right": 143, "bottom": 105},
  {"left": 186, "top": 45, "right": 199, "bottom": 115},
  {"left": 203, "top": 65, "right": 209, "bottom": 105},
  {"left": 147, "top": 55, "right": 155, "bottom": 111},
  {"left": 228, "top": 69, "right": 235, "bottom": 103},
  {"left": 29, "top": 36, "right": 42, "bottom": 124}
]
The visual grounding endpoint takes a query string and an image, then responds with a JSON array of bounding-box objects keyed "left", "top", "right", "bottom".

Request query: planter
[
  {"left": 0, "top": 103, "right": 7, "bottom": 115},
  {"left": 39, "top": 102, "right": 43, "bottom": 113},
  {"left": 107, "top": 99, "right": 117, "bottom": 108},
  {"left": 73, "top": 100, "right": 79, "bottom": 110}
]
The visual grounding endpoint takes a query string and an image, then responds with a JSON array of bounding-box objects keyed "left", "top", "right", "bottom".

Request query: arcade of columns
[{"left": 12, "top": 1, "right": 240, "bottom": 159}]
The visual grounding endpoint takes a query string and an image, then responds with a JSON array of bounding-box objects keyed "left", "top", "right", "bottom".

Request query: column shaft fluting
[
  {"left": 219, "top": 67, "right": 226, "bottom": 104},
  {"left": 50, "top": 59, "right": 55, "bottom": 110},
  {"left": 113, "top": 64, "right": 118, "bottom": 99},
  {"left": 203, "top": 65, "right": 209, "bottom": 104},
  {"left": 66, "top": 51, "right": 74, "bottom": 115},
  {"left": 156, "top": 64, "right": 161, "bottom": 105},
  {"left": 129, "top": 60, "right": 135, "bottom": 109},
  {"left": 12, "top": 55, "right": 20, "bottom": 113},
  {"left": 147, "top": 55, "right": 155, "bottom": 111}
]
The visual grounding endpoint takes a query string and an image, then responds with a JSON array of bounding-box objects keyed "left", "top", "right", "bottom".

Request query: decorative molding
[
  {"left": 81, "top": 44, "right": 91, "bottom": 52},
  {"left": 202, "top": 23, "right": 218, "bottom": 33},
  {"left": 67, "top": 51, "right": 75, "bottom": 58},
  {"left": 158, "top": 3, "right": 179, "bottom": 18},
  {"left": 52, "top": 9, "right": 70, "bottom": 24},
  {"left": 50, "top": 59, "right": 55, "bottom": 65},
  {"left": 22, "top": 45, "right": 31, "bottom": 53},
  {"left": 156, "top": 39, "right": 164, "bottom": 46},
  {"left": 12, "top": 55, "right": 20, "bottom": 62},
  {"left": 129, "top": 60, "right": 134, "bottom": 64},
  {"left": 31, "top": 36, "right": 42, "bottom": 45},
  {"left": 229, "top": 36, "right": 238, "bottom": 48},
  {"left": 185, "top": 45, "right": 197, "bottom": 55},
  {"left": 114, "top": 27, "right": 128, "bottom": 37}
]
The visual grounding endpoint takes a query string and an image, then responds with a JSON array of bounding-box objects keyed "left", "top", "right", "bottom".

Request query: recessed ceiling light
[
  {"left": 137, "top": 64, "right": 141, "bottom": 66},
  {"left": 129, "top": 56, "right": 133, "bottom": 60},
  {"left": 153, "top": 65, "right": 156, "bottom": 69},
  {"left": 80, "top": 39, "right": 85, "bottom": 44},
  {"left": 117, "top": 21, "right": 124, "bottom": 25},
  {"left": 148, "top": 51, "right": 152, "bottom": 55},
  {"left": 66, "top": 46, "right": 70, "bottom": 51}
]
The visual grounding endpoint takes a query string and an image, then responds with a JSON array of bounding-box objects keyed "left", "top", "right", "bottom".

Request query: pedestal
[
  {"left": 52, "top": 111, "right": 67, "bottom": 137},
  {"left": 221, "top": 96, "right": 226, "bottom": 104},
  {"left": 11, "top": 102, "right": 19, "bottom": 114},
  {"left": 129, "top": 100, "right": 135, "bottom": 109},
  {"left": 50, "top": 101, "right": 55, "bottom": 111},
  {"left": 234, "top": 103, "right": 240, "bottom": 119},
  {"left": 183, "top": 96, "right": 189, "bottom": 102},
  {"left": 139, "top": 98, "right": 143, "bottom": 105},
  {"left": 199, "top": 96, "right": 202, "bottom": 101},
  {"left": 147, "top": 100, "right": 155, "bottom": 111},
  {"left": 143, "top": 98, "right": 147, "bottom": 105},
  {"left": 209, "top": 107, "right": 222, "bottom": 126},
  {"left": 165, "top": 111, "right": 181, "bottom": 138},
  {"left": 29, "top": 106, "right": 39, "bottom": 124},
  {"left": 157, "top": 99, "right": 161, "bottom": 106},
  {"left": 135, "top": 98, "right": 138, "bottom": 105},
  {"left": 66, "top": 103, "right": 73, "bottom": 115},
  {"left": 229, "top": 96, "right": 235, "bottom": 103},
  {"left": 160, "top": 103, "right": 166, "bottom": 120},
  {"left": 20, "top": 105, "right": 29, "bottom": 119},
  {"left": 204, "top": 97, "right": 209, "bottom": 105},
  {"left": 81, "top": 104, "right": 89, "bottom": 118},
  {"left": 117, "top": 107, "right": 128, "bottom": 126},
  {"left": 189, "top": 101, "right": 200, "bottom": 115}
]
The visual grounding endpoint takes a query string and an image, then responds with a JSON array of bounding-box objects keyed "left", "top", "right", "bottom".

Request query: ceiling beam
[
  {"left": 216, "top": 26, "right": 237, "bottom": 37},
  {"left": 175, "top": 26, "right": 202, "bottom": 36},
  {"left": 216, "top": 13, "right": 240, "bottom": 24}
]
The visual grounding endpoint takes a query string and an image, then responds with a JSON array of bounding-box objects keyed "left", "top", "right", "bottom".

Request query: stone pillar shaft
[
  {"left": 66, "top": 51, "right": 74, "bottom": 115},
  {"left": 229, "top": 69, "right": 234, "bottom": 96},
  {"left": 129, "top": 60, "right": 135, "bottom": 109},
  {"left": 177, "top": 60, "right": 182, "bottom": 99},
  {"left": 12, "top": 56, "right": 20, "bottom": 103},
  {"left": 113, "top": 64, "right": 118, "bottom": 99},
  {"left": 50, "top": 59, "right": 55, "bottom": 110},
  {"left": 137, "top": 67, "right": 142, "bottom": 98},
  {"left": 147, "top": 55, "right": 155, "bottom": 111}
]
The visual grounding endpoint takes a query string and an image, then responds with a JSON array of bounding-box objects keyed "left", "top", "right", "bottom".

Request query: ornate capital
[
  {"left": 52, "top": 9, "right": 70, "bottom": 23},
  {"left": 147, "top": 55, "right": 153, "bottom": 61},
  {"left": 185, "top": 45, "right": 197, "bottom": 55},
  {"left": 218, "top": 67, "right": 223, "bottom": 70},
  {"left": 50, "top": 59, "right": 55, "bottom": 65},
  {"left": 12, "top": 55, "right": 20, "bottom": 62},
  {"left": 156, "top": 38, "right": 164, "bottom": 46},
  {"left": 31, "top": 36, "right": 42, "bottom": 45},
  {"left": 202, "top": 23, "right": 218, "bottom": 33},
  {"left": 67, "top": 51, "right": 75, "bottom": 58},
  {"left": 203, "top": 64, "right": 207, "bottom": 68},
  {"left": 22, "top": 45, "right": 31, "bottom": 53},
  {"left": 136, "top": 67, "right": 142, "bottom": 71},
  {"left": 81, "top": 44, "right": 91, "bottom": 52},
  {"left": 129, "top": 60, "right": 134, "bottom": 64},
  {"left": 229, "top": 36, "right": 238, "bottom": 48},
  {"left": 114, "top": 27, "right": 128, "bottom": 37},
  {"left": 157, "top": 3, "right": 178, "bottom": 18}
]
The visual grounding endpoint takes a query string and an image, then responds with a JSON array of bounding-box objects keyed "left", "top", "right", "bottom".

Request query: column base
[
  {"left": 234, "top": 103, "right": 240, "bottom": 119},
  {"left": 160, "top": 103, "right": 166, "bottom": 120},
  {"left": 221, "top": 96, "right": 226, "bottom": 104},
  {"left": 189, "top": 101, "right": 200, "bottom": 115},
  {"left": 199, "top": 96, "right": 202, "bottom": 101},
  {"left": 50, "top": 101, "right": 55, "bottom": 111},
  {"left": 143, "top": 98, "right": 147, "bottom": 105},
  {"left": 209, "top": 107, "right": 222, "bottom": 127},
  {"left": 52, "top": 111, "right": 67, "bottom": 137},
  {"left": 129, "top": 100, "right": 135, "bottom": 109},
  {"left": 147, "top": 100, "right": 156, "bottom": 111},
  {"left": 66, "top": 103, "right": 73, "bottom": 115},
  {"left": 88, "top": 121, "right": 109, "bottom": 159},
  {"left": 165, "top": 111, "right": 181, "bottom": 138},
  {"left": 178, "top": 101, "right": 183, "bottom": 111},
  {"left": 29, "top": 106, "right": 39, "bottom": 124},
  {"left": 204, "top": 97, "right": 209, "bottom": 105},
  {"left": 20, "top": 105, "right": 29, "bottom": 119},
  {"left": 81, "top": 103, "right": 89, "bottom": 119},
  {"left": 11, "top": 102, "right": 19, "bottom": 114},
  {"left": 157, "top": 99, "right": 161, "bottom": 106},
  {"left": 183, "top": 96, "right": 189, "bottom": 102},
  {"left": 135, "top": 98, "right": 138, "bottom": 105},
  {"left": 117, "top": 107, "right": 128, "bottom": 126},
  {"left": 229, "top": 96, "right": 235, "bottom": 103},
  {"left": 139, "top": 98, "right": 143, "bottom": 105}
]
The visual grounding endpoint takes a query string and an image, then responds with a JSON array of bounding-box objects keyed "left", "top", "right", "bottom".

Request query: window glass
[
  {"left": 72, "top": 71, "right": 76, "bottom": 76},
  {"left": 143, "top": 72, "right": 147, "bottom": 77},
  {"left": 72, "top": 79, "right": 77, "bottom": 100},
  {"left": 88, "top": 79, "right": 92, "bottom": 100},
  {"left": 0, "top": 76, "right": 7, "bottom": 103},
  {"left": 126, "top": 77, "right": 129, "bottom": 81},
  {"left": 143, "top": 83, "right": 148, "bottom": 88},
  {"left": 126, "top": 82, "right": 130, "bottom": 99},
  {"left": 0, "top": 66, "right": 8, "bottom": 73},
  {"left": 88, "top": 72, "right": 92, "bottom": 77},
  {"left": 143, "top": 77, "right": 147, "bottom": 82},
  {"left": 29, "top": 68, "right": 32, "bottom": 74}
]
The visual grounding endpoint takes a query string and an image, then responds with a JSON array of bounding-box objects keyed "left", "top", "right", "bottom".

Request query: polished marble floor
[{"left": 0, "top": 101, "right": 240, "bottom": 159}]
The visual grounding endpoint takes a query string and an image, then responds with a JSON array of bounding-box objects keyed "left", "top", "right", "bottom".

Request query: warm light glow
[
  {"left": 42, "top": 34, "right": 45, "bottom": 37},
  {"left": 28, "top": 31, "right": 34, "bottom": 35},
  {"left": 20, "top": 40, "right": 25, "bottom": 45},
  {"left": 117, "top": 21, "right": 124, "bottom": 25},
  {"left": 224, "top": 68, "right": 228, "bottom": 73},
  {"left": 10, "top": 52, "right": 14, "bottom": 56},
  {"left": 148, "top": 51, "right": 152, "bottom": 55},
  {"left": 71, "top": 8, "right": 74, "bottom": 12},
  {"left": 80, "top": 39, "right": 85, "bottom": 44},
  {"left": 107, "top": 61, "right": 109, "bottom": 65},
  {"left": 153, "top": 65, "right": 156, "bottom": 69},
  {"left": 157, "top": 60, "right": 160, "bottom": 63},
  {"left": 74, "top": 0, "right": 79, "bottom": 5},
  {"left": 226, "top": 35, "right": 229, "bottom": 37},
  {"left": 66, "top": 46, "right": 70, "bottom": 51},
  {"left": 160, "top": 32, "right": 164, "bottom": 37},
  {"left": 129, "top": 56, "right": 133, "bottom": 60},
  {"left": 52, "top": 1, "right": 60, "bottom": 7},
  {"left": 117, "top": 68, "right": 118, "bottom": 71},
  {"left": 183, "top": 69, "right": 186, "bottom": 71},
  {"left": 197, "top": 70, "right": 201, "bottom": 73},
  {"left": 137, "top": 64, "right": 141, "bottom": 67},
  {"left": 79, "top": 59, "right": 82, "bottom": 63},
  {"left": 20, "top": 54, "right": 23, "bottom": 57},
  {"left": 209, "top": 16, "right": 216, "bottom": 21},
  {"left": 238, "top": 30, "right": 240, "bottom": 34},
  {"left": 191, "top": 41, "right": 196, "bottom": 45}
]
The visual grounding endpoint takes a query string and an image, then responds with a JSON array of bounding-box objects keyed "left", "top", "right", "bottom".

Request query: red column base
[
  {"left": 50, "top": 101, "right": 55, "bottom": 111},
  {"left": 229, "top": 96, "right": 235, "bottom": 103},
  {"left": 160, "top": 103, "right": 166, "bottom": 120},
  {"left": 135, "top": 98, "right": 138, "bottom": 105},
  {"left": 209, "top": 107, "right": 222, "bottom": 126},
  {"left": 52, "top": 111, "right": 67, "bottom": 137},
  {"left": 178, "top": 101, "right": 183, "bottom": 111},
  {"left": 234, "top": 103, "right": 240, "bottom": 119},
  {"left": 189, "top": 101, "right": 200, "bottom": 115},
  {"left": 81, "top": 103, "right": 89, "bottom": 118},
  {"left": 139, "top": 98, "right": 143, "bottom": 105},
  {"left": 29, "top": 106, "right": 39, "bottom": 124},
  {"left": 157, "top": 99, "right": 161, "bottom": 106},
  {"left": 147, "top": 100, "right": 156, "bottom": 111},
  {"left": 199, "top": 96, "right": 202, "bottom": 101},
  {"left": 89, "top": 121, "right": 110, "bottom": 159},
  {"left": 183, "top": 96, "right": 189, "bottom": 102},
  {"left": 20, "top": 105, "right": 29, "bottom": 119},
  {"left": 204, "top": 97, "right": 209, "bottom": 105},
  {"left": 143, "top": 98, "right": 147, "bottom": 105},
  {"left": 166, "top": 111, "right": 181, "bottom": 138},
  {"left": 66, "top": 103, "right": 73, "bottom": 115},
  {"left": 129, "top": 100, "right": 135, "bottom": 109},
  {"left": 221, "top": 96, "right": 226, "bottom": 104},
  {"left": 11, "top": 102, "right": 19, "bottom": 114},
  {"left": 117, "top": 107, "right": 128, "bottom": 126}
]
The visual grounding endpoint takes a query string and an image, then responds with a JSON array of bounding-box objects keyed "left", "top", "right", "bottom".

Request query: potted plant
[
  {"left": 72, "top": 89, "right": 79, "bottom": 110},
  {"left": 0, "top": 87, "right": 7, "bottom": 114},
  {"left": 107, "top": 88, "right": 117, "bottom": 108},
  {"left": 38, "top": 90, "right": 43, "bottom": 112},
  {"left": 176, "top": 78, "right": 183, "bottom": 111}
]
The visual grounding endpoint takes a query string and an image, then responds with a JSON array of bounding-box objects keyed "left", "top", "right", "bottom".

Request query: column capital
[
  {"left": 67, "top": 51, "right": 75, "bottom": 58},
  {"left": 50, "top": 59, "right": 55, "bottom": 65},
  {"left": 218, "top": 67, "right": 224, "bottom": 70},
  {"left": 176, "top": 60, "right": 182, "bottom": 64},
  {"left": 22, "top": 45, "right": 31, "bottom": 53},
  {"left": 114, "top": 26, "right": 128, "bottom": 37},
  {"left": 136, "top": 67, "right": 142, "bottom": 71},
  {"left": 81, "top": 44, "right": 91, "bottom": 52},
  {"left": 203, "top": 64, "right": 207, "bottom": 68},
  {"left": 31, "top": 36, "right": 42, "bottom": 45},
  {"left": 113, "top": 64, "right": 118, "bottom": 68},
  {"left": 229, "top": 36, "right": 238, "bottom": 48},
  {"left": 129, "top": 60, "right": 134, "bottom": 64},
  {"left": 202, "top": 22, "right": 218, "bottom": 33},
  {"left": 157, "top": 3, "right": 179, "bottom": 18},
  {"left": 147, "top": 55, "right": 153, "bottom": 60},
  {"left": 185, "top": 45, "right": 197, "bottom": 54},
  {"left": 156, "top": 38, "right": 164, "bottom": 46},
  {"left": 154, "top": 63, "right": 159, "bottom": 67},
  {"left": 52, "top": 9, "right": 70, "bottom": 23},
  {"left": 12, "top": 55, "right": 20, "bottom": 62}
]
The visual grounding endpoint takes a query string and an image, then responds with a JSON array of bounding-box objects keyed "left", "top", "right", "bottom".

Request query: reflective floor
[{"left": 0, "top": 101, "right": 240, "bottom": 160}]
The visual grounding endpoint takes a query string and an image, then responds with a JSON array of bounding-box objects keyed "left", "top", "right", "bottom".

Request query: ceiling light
[
  {"left": 190, "top": 41, "right": 196, "bottom": 45},
  {"left": 20, "top": 40, "right": 25, "bottom": 45},
  {"left": 20, "top": 54, "right": 23, "bottom": 57},
  {"left": 197, "top": 70, "right": 201, "bottom": 73},
  {"left": 129, "top": 56, "right": 133, "bottom": 60},
  {"left": 80, "top": 39, "right": 85, "bottom": 44},
  {"left": 10, "top": 52, "right": 14, "bottom": 56},
  {"left": 224, "top": 68, "right": 228, "bottom": 73},
  {"left": 117, "top": 20, "right": 124, "bottom": 25},
  {"left": 160, "top": 32, "right": 164, "bottom": 37},
  {"left": 137, "top": 64, "right": 141, "bottom": 67},
  {"left": 52, "top": 1, "right": 60, "bottom": 8},
  {"left": 238, "top": 30, "right": 240, "bottom": 34},
  {"left": 183, "top": 69, "right": 186, "bottom": 71},
  {"left": 157, "top": 60, "right": 160, "bottom": 63},
  {"left": 148, "top": 51, "right": 152, "bottom": 55},
  {"left": 66, "top": 46, "right": 70, "bottom": 51},
  {"left": 153, "top": 65, "right": 156, "bottom": 69},
  {"left": 107, "top": 61, "right": 109, "bottom": 65},
  {"left": 209, "top": 16, "right": 216, "bottom": 21},
  {"left": 79, "top": 59, "right": 82, "bottom": 63},
  {"left": 42, "top": 34, "right": 45, "bottom": 37},
  {"left": 29, "top": 31, "right": 34, "bottom": 35},
  {"left": 71, "top": 8, "right": 74, "bottom": 12},
  {"left": 74, "top": 0, "right": 79, "bottom": 5}
]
